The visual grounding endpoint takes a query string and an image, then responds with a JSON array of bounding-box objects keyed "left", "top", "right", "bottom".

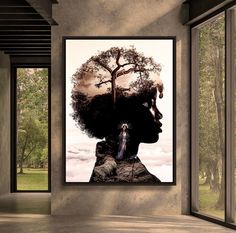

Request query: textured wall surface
[
  {"left": 52, "top": 0, "right": 190, "bottom": 215},
  {"left": 0, "top": 52, "right": 10, "bottom": 196}
]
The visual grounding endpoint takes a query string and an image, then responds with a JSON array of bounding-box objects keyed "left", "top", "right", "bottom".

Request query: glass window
[
  {"left": 16, "top": 68, "right": 49, "bottom": 191},
  {"left": 197, "top": 13, "right": 225, "bottom": 219},
  {"left": 192, "top": 5, "right": 236, "bottom": 229}
]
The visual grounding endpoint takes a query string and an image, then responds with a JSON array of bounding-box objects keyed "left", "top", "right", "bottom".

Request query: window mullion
[
  {"left": 191, "top": 27, "right": 199, "bottom": 212},
  {"left": 225, "top": 8, "right": 235, "bottom": 223}
]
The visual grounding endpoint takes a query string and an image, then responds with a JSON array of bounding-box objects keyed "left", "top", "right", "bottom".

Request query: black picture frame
[{"left": 63, "top": 36, "right": 176, "bottom": 185}]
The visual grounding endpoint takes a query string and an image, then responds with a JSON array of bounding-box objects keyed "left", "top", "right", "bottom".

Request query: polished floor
[
  {"left": 0, "top": 193, "right": 50, "bottom": 215},
  {"left": 1, "top": 214, "right": 235, "bottom": 233},
  {"left": 0, "top": 194, "right": 235, "bottom": 233}
]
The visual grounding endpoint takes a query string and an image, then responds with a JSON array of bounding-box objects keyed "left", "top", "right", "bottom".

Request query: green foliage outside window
[
  {"left": 16, "top": 68, "right": 48, "bottom": 191},
  {"left": 198, "top": 14, "right": 225, "bottom": 218}
]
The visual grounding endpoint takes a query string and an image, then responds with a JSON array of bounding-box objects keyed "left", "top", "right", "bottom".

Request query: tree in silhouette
[{"left": 72, "top": 46, "right": 162, "bottom": 105}]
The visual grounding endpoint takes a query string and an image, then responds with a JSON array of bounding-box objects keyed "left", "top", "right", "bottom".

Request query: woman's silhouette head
[{"left": 71, "top": 46, "right": 164, "bottom": 157}]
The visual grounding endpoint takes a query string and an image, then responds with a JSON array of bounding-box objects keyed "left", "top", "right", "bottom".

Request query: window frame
[
  {"left": 190, "top": 5, "right": 236, "bottom": 230},
  {"left": 11, "top": 64, "right": 51, "bottom": 193}
]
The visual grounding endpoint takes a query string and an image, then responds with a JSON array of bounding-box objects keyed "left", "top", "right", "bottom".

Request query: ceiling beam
[
  {"left": 0, "top": 31, "right": 50, "bottom": 35},
  {"left": 0, "top": 25, "right": 50, "bottom": 30},
  {"left": 0, "top": 37, "right": 51, "bottom": 41},
  {"left": 5, "top": 50, "right": 50, "bottom": 53},
  {"left": 0, "top": 14, "right": 44, "bottom": 20},
  {"left": 6, "top": 52, "right": 51, "bottom": 56},
  {"left": 4, "top": 49, "right": 51, "bottom": 54},
  {"left": 25, "top": 0, "right": 57, "bottom": 25},
  {"left": 0, "top": 0, "right": 53, "bottom": 59},
  {"left": 0, "top": 0, "right": 30, "bottom": 7},
  {"left": 0, "top": 45, "right": 51, "bottom": 49},
  {"left": 0, "top": 7, "right": 37, "bottom": 14},
  {"left": 0, "top": 35, "right": 50, "bottom": 39},
  {"left": 0, "top": 42, "right": 51, "bottom": 47},
  {"left": 0, "top": 20, "right": 49, "bottom": 26},
  {"left": 3, "top": 48, "right": 51, "bottom": 51},
  {"left": 0, "top": 42, "right": 50, "bottom": 45},
  {"left": 10, "top": 55, "right": 51, "bottom": 59}
]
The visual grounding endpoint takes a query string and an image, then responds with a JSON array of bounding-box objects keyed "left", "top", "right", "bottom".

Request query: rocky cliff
[{"left": 89, "top": 141, "right": 161, "bottom": 183}]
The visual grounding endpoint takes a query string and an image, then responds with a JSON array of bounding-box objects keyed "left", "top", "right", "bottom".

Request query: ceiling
[{"left": 0, "top": 0, "right": 57, "bottom": 58}]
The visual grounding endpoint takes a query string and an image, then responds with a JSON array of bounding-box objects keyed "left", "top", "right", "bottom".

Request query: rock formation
[{"left": 89, "top": 140, "right": 161, "bottom": 183}]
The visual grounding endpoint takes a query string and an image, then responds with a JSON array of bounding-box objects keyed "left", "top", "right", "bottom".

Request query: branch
[
  {"left": 113, "top": 55, "right": 134, "bottom": 75},
  {"left": 116, "top": 63, "right": 156, "bottom": 78},
  {"left": 21, "top": 132, "right": 29, "bottom": 160},
  {"left": 134, "top": 68, "right": 155, "bottom": 72},
  {"left": 92, "top": 58, "right": 112, "bottom": 74},
  {"left": 116, "top": 49, "right": 121, "bottom": 66},
  {"left": 120, "top": 62, "right": 136, "bottom": 68},
  {"left": 23, "top": 145, "right": 37, "bottom": 161},
  {"left": 95, "top": 79, "right": 112, "bottom": 88},
  {"left": 116, "top": 63, "right": 139, "bottom": 77},
  {"left": 117, "top": 67, "right": 136, "bottom": 77}
]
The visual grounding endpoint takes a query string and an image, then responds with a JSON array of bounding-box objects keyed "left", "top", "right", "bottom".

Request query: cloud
[
  {"left": 66, "top": 156, "right": 96, "bottom": 182},
  {"left": 66, "top": 141, "right": 173, "bottom": 182},
  {"left": 66, "top": 144, "right": 95, "bottom": 160}
]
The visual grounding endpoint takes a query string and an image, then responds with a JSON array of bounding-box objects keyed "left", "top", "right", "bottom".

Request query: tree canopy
[
  {"left": 198, "top": 14, "right": 225, "bottom": 208},
  {"left": 17, "top": 68, "right": 48, "bottom": 173},
  {"left": 71, "top": 46, "right": 164, "bottom": 139},
  {"left": 72, "top": 46, "right": 163, "bottom": 105}
]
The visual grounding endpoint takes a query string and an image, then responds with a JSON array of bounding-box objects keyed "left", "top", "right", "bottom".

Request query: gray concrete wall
[
  {"left": 0, "top": 52, "right": 10, "bottom": 196},
  {"left": 51, "top": 0, "right": 190, "bottom": 215}
]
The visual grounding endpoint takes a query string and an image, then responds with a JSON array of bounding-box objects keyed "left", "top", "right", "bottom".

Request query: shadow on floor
[{"left": 0, "top": 193, "right": 50, "bottom": 215}]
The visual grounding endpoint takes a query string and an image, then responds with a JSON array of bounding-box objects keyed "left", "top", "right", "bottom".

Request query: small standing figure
[{"left": 116, "top": 123, "right": 129, "bottom": 160}]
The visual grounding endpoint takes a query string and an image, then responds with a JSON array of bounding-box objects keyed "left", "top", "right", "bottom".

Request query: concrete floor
[
  {"left": 0, "top": 193, "right": 50, "bottom": 215},
  {"left": 0, "top": 194, "right": 235, "bottom": 233},
  {"left": 0, "top": 214, "right": 235, "bottom": 233}
]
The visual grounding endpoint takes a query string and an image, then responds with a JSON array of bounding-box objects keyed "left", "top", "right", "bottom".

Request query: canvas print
[{"left": 64, "top": 37, "right": 175, "bottom": 184}]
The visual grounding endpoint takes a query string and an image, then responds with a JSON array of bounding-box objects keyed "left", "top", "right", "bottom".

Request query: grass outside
[
  {"left": 17, "top": 168, "right": 48, "bottom": 191},
  {"left": 199, "top": 184, "right": 224, "bottom": 219}
]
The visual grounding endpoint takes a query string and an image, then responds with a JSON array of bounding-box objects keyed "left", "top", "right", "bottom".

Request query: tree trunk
[
  {"left": 213, "top": 46, "right": 225, "bottom": 209},
  {"left": 216, "top": 166, "right": 224, "bottom": 209},
  {"left": 203, "top": 169, "right": 211, "bottom": 185},
  {"left": 111, "top": 74, "right": 116, "bottom": 105},
  {"left": 18, "top": 158, "right": 24, "bottom": 174},
  {"left": 209, "top": 161, "right": 220, "bottom": 192}
]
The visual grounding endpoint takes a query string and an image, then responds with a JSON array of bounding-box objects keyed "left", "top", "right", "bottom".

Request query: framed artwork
[{"left": 64, "top": 36, "right": 176, "bottom": 184}]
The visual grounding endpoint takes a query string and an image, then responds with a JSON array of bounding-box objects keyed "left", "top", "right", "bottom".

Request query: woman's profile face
[
  {"left": 138, "top": 98, "right": 162, "bottom": 143},
  {"left": 115, "top": 93, "right": 162, "bottom": 144}
]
